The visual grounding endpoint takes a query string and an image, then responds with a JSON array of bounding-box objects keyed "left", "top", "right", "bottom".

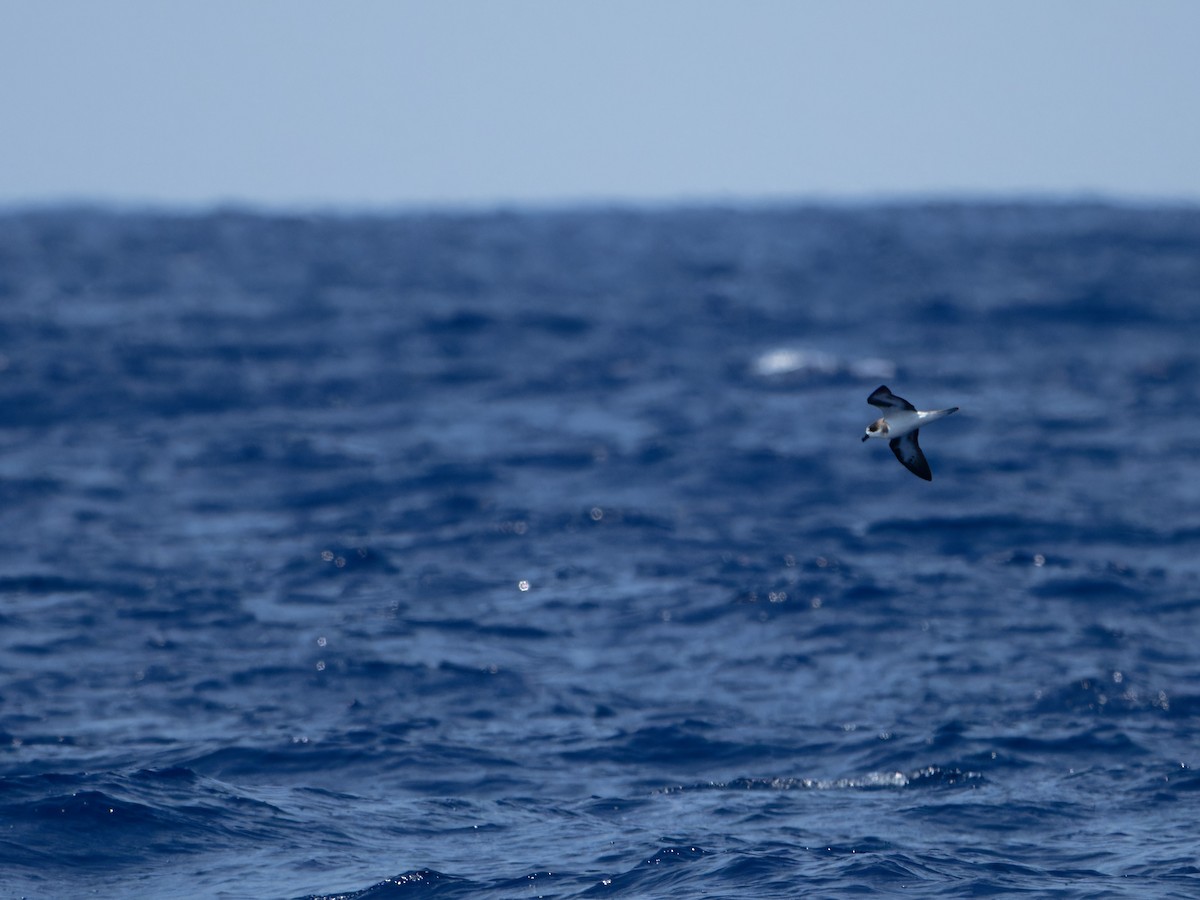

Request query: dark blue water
[{"left": 2, "top": 203, "right": 1199, "bottom": 898}]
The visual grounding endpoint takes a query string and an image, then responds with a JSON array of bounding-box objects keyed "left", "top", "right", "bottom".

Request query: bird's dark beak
[{"left": 861, "top": 434, "right": 869, "bottom": 442}]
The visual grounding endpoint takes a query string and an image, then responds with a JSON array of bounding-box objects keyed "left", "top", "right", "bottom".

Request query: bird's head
[{"left": 862, "top": 418, "right": 889, "bottom": 442}]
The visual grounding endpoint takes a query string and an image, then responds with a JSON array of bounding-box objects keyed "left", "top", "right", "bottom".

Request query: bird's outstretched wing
[
  {"left": 890, "top": 431, "right": 932, "bottom": 480},
  {"left": 868, "top": 385, "right": 916, "bottom": 412}
]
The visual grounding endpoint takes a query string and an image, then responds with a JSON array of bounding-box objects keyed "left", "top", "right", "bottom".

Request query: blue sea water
[{"left": 1, "top": 202, "right": 1199, "bottom": 899}]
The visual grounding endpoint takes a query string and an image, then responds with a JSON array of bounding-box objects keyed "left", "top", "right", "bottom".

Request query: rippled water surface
[{"left": 2, "top": 203, "right": 1200, "bottom": 898}]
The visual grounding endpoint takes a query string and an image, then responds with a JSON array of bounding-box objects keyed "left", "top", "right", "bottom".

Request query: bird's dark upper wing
[
  {"left": 868, "top": 385, "right": 916, "bottom": 412},
  {"left": 890, "top": 431, "right": 932, "bottom": 480}
]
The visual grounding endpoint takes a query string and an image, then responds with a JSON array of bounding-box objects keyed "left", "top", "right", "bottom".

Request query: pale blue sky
[{"left": 2, "top": 0, "right": 1198, "bottom": 209}]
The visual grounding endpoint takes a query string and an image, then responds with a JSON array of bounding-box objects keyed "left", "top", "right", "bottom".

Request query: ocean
[{"left": 1, "top": 202, "right": 1198, "bottom": 898}]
